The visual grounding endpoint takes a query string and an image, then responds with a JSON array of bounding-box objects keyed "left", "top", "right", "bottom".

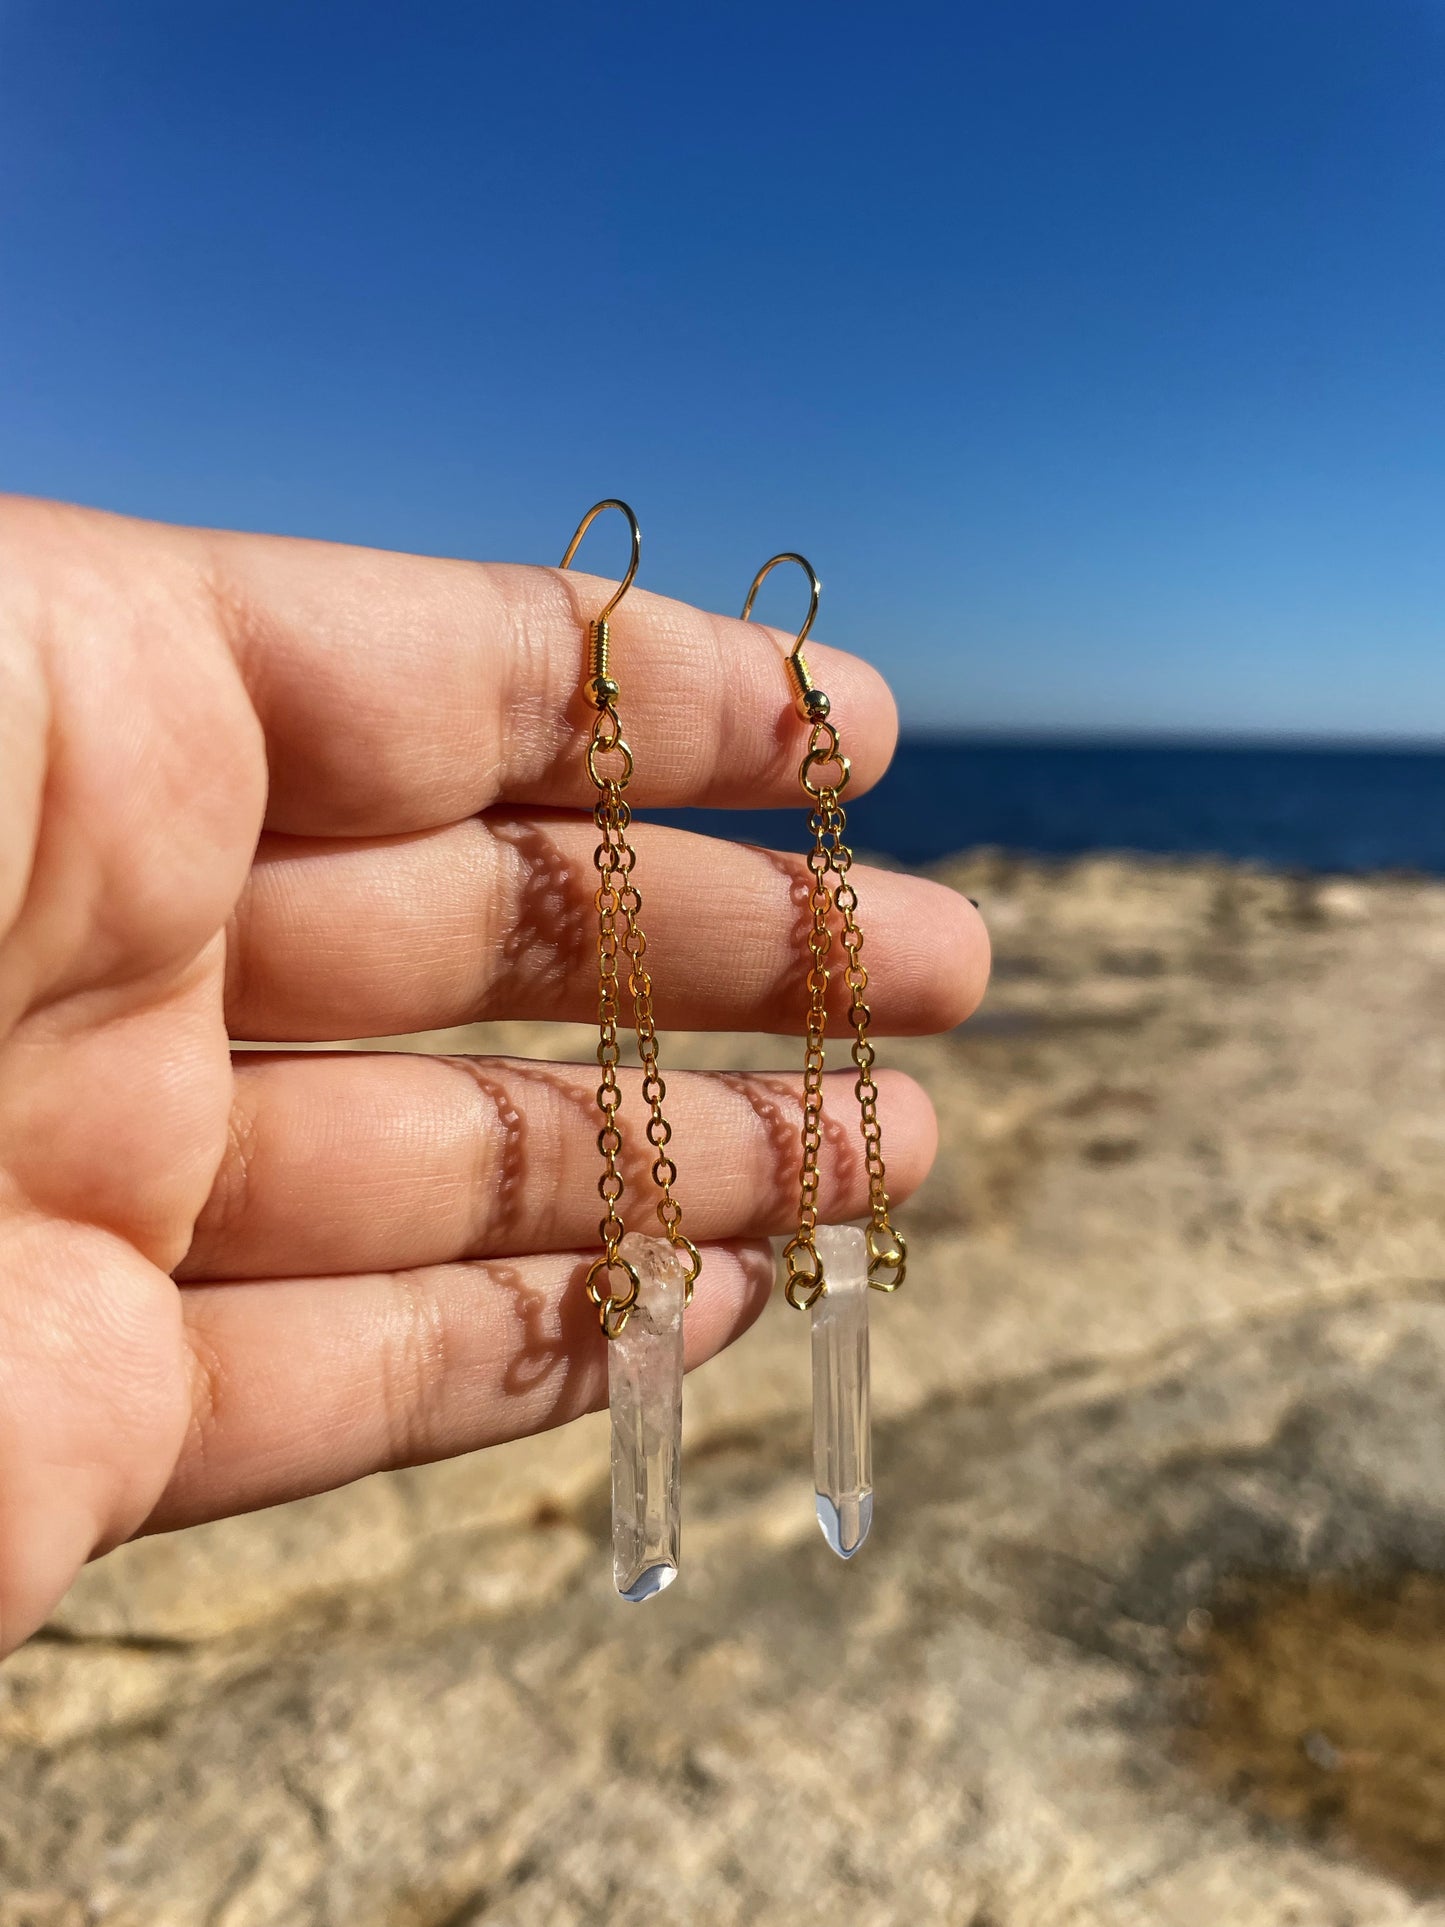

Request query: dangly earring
[
  {"left": 741, "top": 554, "right": 907, "bottom": 1559},
  {"left": 560, "top": 500, "right": 701, "bottom": 1601}
]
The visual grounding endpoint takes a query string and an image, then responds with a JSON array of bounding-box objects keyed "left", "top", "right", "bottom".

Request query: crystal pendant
[
  {"left": 811, "top": 1223, "right": 872, "bottom": 1558},
  {"left": 609, "top": 1233, "right": 686, "bottom": 1602}
]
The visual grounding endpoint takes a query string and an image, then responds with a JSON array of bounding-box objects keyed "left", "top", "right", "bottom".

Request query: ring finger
[
  {"left": 226, "top": 813, "right": 988, "bottom": 1041},
  {"left": 178, "top": 1053, "right": 938, "bottom": 1282}
]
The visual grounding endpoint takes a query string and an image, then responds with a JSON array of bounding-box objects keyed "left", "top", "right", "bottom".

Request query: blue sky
[{"left": 3, "top": 0, "right": 1444, "bottom": 737}]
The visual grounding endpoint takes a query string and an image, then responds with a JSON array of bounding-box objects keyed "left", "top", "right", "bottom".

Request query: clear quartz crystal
[
  {"left": 609, "top": 1233, "right": 686, "bottom": 1602},
  {"left": 811, "top": 1223, "right": 873, "bottom": 1558}
]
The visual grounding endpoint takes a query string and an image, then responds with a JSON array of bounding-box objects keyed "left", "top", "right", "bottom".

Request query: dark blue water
[{"left": 642, "top": 738, "right": 1445, "bottom": 873}]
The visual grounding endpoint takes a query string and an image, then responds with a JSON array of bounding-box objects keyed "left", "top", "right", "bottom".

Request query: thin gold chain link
[
  {"left": 783, "top": 716, "right": 907, "bottom": 1307},
  {"left": 782, "top": 788, "right": 836, "bottom": 1309},
  {"left": 615, "top": 797, "right": 702, "bottom": 1297},
  {"left": 583, "top": 690, "right": 697, "bottom": 1338},
  {"left": 819, "top": 782, "right": 907, "bottom": 1292}
]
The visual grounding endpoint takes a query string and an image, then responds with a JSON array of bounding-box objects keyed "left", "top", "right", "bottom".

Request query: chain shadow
[
  {"left": 445, "top": 1059, "right": 529, "bottom": 1249},
  {"left": 487, "top": 812, "right": 594, "bottom": 1014},
  {"left": 752, "top": 843, "right": 815, "bottom": 1023},
  {"left": 752, "top": 839, "right": 882, "bottom": 1032},
  {"left": 435, "top": 1055, "right": 600, "bottom": 1414},
  {"left": 488, "top": 1253, "right": 605, "bottom": 1422},
  {"left": 720, "top": 1069, "right": 862, "bottom": 1233},
  {"left": 505, "top": 1057, "right": 654, "bottom": 1208},
  {"left": 485, "top": 1058, "right": 652, "bottom": 1411}
]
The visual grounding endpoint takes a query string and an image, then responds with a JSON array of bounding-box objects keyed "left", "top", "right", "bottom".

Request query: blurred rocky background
[{"left": 5, "top": 854, "right": 1445, "bottom": 1925}]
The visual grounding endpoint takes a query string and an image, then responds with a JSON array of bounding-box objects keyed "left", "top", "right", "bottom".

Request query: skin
[{"left": 0, "top": 496, "right": 990, "bottom": 1657}]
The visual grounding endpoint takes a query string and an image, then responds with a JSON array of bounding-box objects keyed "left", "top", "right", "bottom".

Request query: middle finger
[
  {"left": 178, "top": 1052, "right": 938, "bottom": 1282},
  {"left": 226, "top": 813, "right": 988, "bottom": 1041}
]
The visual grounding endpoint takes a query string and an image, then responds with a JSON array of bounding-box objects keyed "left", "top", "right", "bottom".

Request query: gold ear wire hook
[
  {"left": 560, "top": 499, "right": 642, "bottom": 709},
  {"left": 741, "top": 552, "right": 829, "bottom": 721}
]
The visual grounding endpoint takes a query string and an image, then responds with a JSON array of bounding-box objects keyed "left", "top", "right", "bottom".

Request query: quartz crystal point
[
  {"left": 609, "top": 1233, "right": 686, "bottom": 1602},
  {"left": 811, "top": 1223, "right": 873, "bottom": 1558}
]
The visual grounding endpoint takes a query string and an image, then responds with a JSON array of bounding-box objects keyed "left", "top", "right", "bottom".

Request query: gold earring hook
[
  {"left": 560, "top": 498, "right": 641, "bottom": 622},
  {"left": 560, "top": 499, "right": 641, "bottom": 709},
  {"left": 740, "top": 552, "right": 829, "bottom": 721}
]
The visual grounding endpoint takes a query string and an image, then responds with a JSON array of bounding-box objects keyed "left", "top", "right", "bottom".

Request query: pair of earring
[{"left": 558, "top": 501, "right": 908, "bottom": 1602}]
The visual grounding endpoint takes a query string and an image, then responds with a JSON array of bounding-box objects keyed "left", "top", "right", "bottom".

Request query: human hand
[{"left": 0, "top": 497, "right": 988, "bottom": 1654}]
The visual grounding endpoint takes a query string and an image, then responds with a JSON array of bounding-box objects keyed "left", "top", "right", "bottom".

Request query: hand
[{"left": 0, "top": 497, "right": 988, "bottom": 1654}]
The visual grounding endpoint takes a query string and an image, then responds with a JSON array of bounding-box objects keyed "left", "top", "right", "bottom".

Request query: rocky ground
[{"left": 4, "top": 854, "right": 1445, "bottom": 1925}]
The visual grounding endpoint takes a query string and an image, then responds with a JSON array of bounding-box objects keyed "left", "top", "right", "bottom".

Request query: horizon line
[{"left": 895, "top": 725, "right": 1445, "bottom": 753}]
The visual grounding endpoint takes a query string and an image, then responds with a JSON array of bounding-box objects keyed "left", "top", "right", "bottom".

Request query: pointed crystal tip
[
  {"left": 815, "top": 1490, "right": 873, "bottom": 1560},
  {"left": 617, "top": 1561, "right": 678, "bottom": 1604}
]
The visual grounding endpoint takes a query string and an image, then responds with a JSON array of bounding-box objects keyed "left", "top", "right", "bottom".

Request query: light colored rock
[{"left": 6, "top": 856, "right": 1445, "bottom": 1923}]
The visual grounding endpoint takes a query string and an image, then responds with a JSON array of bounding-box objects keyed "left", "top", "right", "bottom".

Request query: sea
[{"left": 642, "top": 738, "right": 1445, "bottom": 874}]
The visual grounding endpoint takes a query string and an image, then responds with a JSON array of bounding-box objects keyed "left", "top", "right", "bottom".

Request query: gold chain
[
  {"left": 582, "top": 679, "right": 699, "bottom": 1339},
  {"left": 782, "top": 770, "right": 835, "bottom": 1308},
  {"left": 615, "top": 794, "right": 701, "bottom": 1294},
  {"left": 783, "top": 716, "right": 907, "bottom": 1308}
]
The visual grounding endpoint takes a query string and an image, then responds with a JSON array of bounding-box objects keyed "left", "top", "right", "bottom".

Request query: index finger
[{"left": 198, "top": 528, "right": 899, "bottom": 836}]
